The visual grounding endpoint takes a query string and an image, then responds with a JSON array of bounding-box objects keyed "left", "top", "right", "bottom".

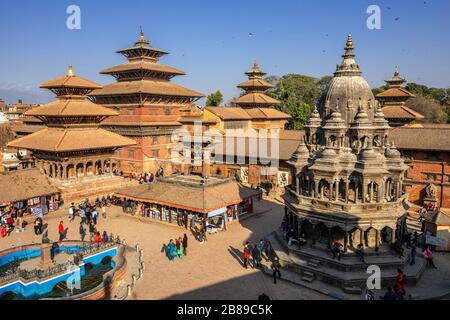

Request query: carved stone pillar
[{"left": 345, "top": 180, "right": 349, "bottom": 203}]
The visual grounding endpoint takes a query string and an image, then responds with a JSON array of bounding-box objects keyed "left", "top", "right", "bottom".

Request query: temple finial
[
  {"left": 346, "top": 34, "right": 353, "bottom": 48},
  {"left": 394, "top": 65, "right": 399, "bottom": 77},
  {"left": 67, "top": 65, "right": 74, "bottom": 77},
  {"left": 253, "top": 59, "right": 259, "bottom": 70},
  {"left": 139, "top": 26, "right": 146, "bottom": 42}
]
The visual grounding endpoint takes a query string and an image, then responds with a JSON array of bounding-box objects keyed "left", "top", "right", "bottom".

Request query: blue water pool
[{"left": 0, "top": 245, "right": 117, "bottom": 299}]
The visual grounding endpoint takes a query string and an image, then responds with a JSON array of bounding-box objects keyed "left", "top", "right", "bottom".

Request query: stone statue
[{"left": 425, "top": 183, "right": 437, "bottom": 198}]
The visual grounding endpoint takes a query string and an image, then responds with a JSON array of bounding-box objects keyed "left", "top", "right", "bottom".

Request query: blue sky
[{"left": 0, "top": 0, "right": 449, "bottom": 104}]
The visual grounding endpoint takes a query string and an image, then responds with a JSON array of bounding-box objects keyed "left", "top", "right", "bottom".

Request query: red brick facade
[{"left": 403, "top": 151, "right": 450, "bottom": 209}]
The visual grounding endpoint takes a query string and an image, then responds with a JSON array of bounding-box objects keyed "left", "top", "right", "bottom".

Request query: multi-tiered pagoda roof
[
  {"left": 90, "top": 29, "right": 204, "bottom": 128},
  {"left": 9, "top": 66, "right": 135, "bottom": 153},
  {"left": 234, "top": 61, "right": 280, "bottom": 108},
  {"left": 376, "top": 66, "right": 423, "bottom": 125}
]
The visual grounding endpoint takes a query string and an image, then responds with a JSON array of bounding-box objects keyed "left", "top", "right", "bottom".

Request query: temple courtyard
[{"left": 1, "top": 198, "right": 449, "bottom": 300}]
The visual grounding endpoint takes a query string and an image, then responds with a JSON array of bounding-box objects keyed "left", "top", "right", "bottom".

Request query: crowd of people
[
  {"left": 163, "top": 234, "right": 188, "bottom": 261},
  {"left": 63, "top": 198, "right": 113, "bottom": 244},
  {"left": 242, "top": 240, "right": 282, "bottom": 283},
  {"left": 126, "top": 167, "right": 165, "bottom": 185}
]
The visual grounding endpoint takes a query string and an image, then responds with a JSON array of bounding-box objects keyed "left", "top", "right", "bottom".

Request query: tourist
[
  {"left": 422, "top": 246, "right": 437, "bottom": 269},
  {"left": 285, "top": 228, "right": 293, "bottom": 242},
  {"left": 365, "top": 289, "right": 375, "bottom": 300},
  {"left": 86, "top": 206, "right": 92, "bottom": 224},
  {"left": 266, "top": 241, "right": 275, "bottom": 261},
  {"left": 80, "top": 207, "right": 87, "bottom": 224},
  {"left": 380, "top": 286, "right": 398, "bottom": 300},
  {"left": 102, "top": 231, "right": 109, "bottom": 242},
  {"left": 259, "top": 240, "right": 269, "bottom": 261},
  {"left": 89, "top": 222, "right": 96, "bottom": 241},
  {"left": 243, "top": 242, "right": 251, "bottom": 269},
  {"left": 182, "top": 233, "right": 188, "bottom": 256},
  {"left": 167, "top": 239, "right": 177, "bottom": 261},
  {"left": 298, "top": 233, "right": 307, "bottom": 247},
  {"left": 34, "top": 218, "right": 42, "bottom": 235},
  {"left": 58, "top": 221, "right": 65, "bottom": 241},
  {"left": 271, "top": 258, "right": 282, "bottom": 284},
  {"left": 356, "top": 244, "right": 365, "bottom": 263},
  {"left": 252, "top": 243, "right": 262, "bottom": 268},
  {"left": 410, "top": 244, "right": 417, "bottom": 266},
  {"left": 102, "top": 205, "right": 107, "bottom": 219},
  {"left": 92, "top": 209, "right": 98, "bottom": 225},
  {"left": 69, "top": 203, "right": 75, "bottom": 222},
  {"left": 79, "top": 222, "right": 86, "bottom": 242},
  {"left": 412, "top": 231, "right": 419, "bottom": 247},
  {"left": 94, "top": 231, "right": 102, "bottom": 243},
  {"left": 176, "top": 237, "right": 184, "bottom": 259},
  {"left": 332, "top": 241, "right": 343, "bottom": 260},
  {"left": 394, "top": 269, "right": 406, "bottom": 300}
]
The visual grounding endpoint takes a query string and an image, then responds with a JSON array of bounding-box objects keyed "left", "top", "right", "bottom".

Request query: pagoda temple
[
  {"left": 376, "top": 66, "right": 423, "bottom": 127},
  {"left": 205, "top": 61, "right": 290, "bottom": 133},
  {"left": 278, "top": 35, "right": 426, "bottom": 291},
  {"left": 89, "top": 29, "right": 204, "bottom": 174},
  {"left": 8, "top": 66, "right": 136, "bottom": 202}
]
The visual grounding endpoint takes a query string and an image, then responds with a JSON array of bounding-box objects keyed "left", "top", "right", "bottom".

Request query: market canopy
[
  {"left": 0, "top": 169, "right": 59, "bottom": 204},
  {"left": 115, "top": 177, "right": 260, "bottom": 214}
]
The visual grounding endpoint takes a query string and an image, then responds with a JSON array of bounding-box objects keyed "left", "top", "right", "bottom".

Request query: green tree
[
  {"left": 265, "top": 74, "right": 325, "bottom": 129},
  {"left": 206, "top": 90, "right": 223, "bottom": 106},
  {"left": 406, "top": 96, "right": 448, "bottom": 123}
]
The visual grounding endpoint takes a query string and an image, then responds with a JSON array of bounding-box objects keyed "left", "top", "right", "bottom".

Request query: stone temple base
[
  {"left": 267, "top": 229, "right": 427, "bottom": 294},
  {"left": 55, "top": 175, "right": 138, "bottom": 204}
]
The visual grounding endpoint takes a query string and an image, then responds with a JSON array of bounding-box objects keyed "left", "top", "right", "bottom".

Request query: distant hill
[{"left": 0, "top": 88, "right": 53, "bottom": 105}]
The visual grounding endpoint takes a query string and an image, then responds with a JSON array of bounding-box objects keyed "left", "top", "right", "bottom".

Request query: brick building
[{"left": 390, "top": 124, "right": 450, "bottom": 209}]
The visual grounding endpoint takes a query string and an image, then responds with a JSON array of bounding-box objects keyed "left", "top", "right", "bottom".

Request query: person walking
[
  {"left": 252, "top": 243, "right": 262, "bottom": 268},
  {"left": 380, "top": 286, "right": 398, "bottom": 300},
  {"left": 89, "top": 222, "right": 96, "bottom": 241},
  {"left": 92, "top": 209, "right": 98, "bottom": 225},
  {"left": 410, "top": 244, "right": 417, "bottom": 266},
  {"left": 356, "top": 244, "right": 365, "bottom": 263},
  {"left": 80, "top": 207, "right": 87, "bottom": 224},
  {"left": 271, "top": 259, "right": 282, "bottom": 284},
  {"left": 394, "top": 269, "right": 406, "bottom": 300},
  {"left": 34, "top": 218, "right": 42, "bottom": 235},
  {"left": 176, "top": 237, "right": 184, "bottom": 259},
  {"left": 243, "top": 242, "right": 251, "bottom": 269},
  {"left": 69, "top": 203, "right": 75, "bottom": 222},
  {"left": 102, "top": 205, "right": 107, "bottom": 219},
  {"left": 79, "top": 222, "right": 86, "bottom": 242},
  {"left": 182, "top": 233, "right": 188, "bottom": 256},
  {"left": 167, "top": 239, "right": 177, "bottom": 261},
  {"left": 58, "top": 221, "right": 65, "bottom": 241},
  {"left": 423, "top": 246, "right": 437, "bottom": 268}
]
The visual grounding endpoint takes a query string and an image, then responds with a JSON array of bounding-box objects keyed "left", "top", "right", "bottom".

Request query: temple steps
[
  {"left": 267, "top": 231, "right": 427, "bottom": 291},
  {"left": 301, "top": 271, "right": 315, "bottom": 282}
]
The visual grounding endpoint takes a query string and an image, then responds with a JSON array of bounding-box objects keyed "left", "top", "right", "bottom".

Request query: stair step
[
  {"left": 343, "top": 286, "right": 362, "bottom": 295},
  {"left": 301, "top": 271, "right": 316, "bottom": 282},
  {"left": 307, "top": 259, "right": 320, "bottom": 268},
  {"left": 301, "top": 274, "right": 315, "bottom": 282}
]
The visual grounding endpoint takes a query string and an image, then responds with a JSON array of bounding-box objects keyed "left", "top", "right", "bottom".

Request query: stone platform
[
  {"left": 55, "top": 175, "right": 138, "bottom": 204},
  {"left": 265, "top": 229, "right": 427, "bottom": 294}
]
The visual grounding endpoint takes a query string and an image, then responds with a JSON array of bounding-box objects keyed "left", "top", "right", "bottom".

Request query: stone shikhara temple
[{"left": 282, "top": 35, "right": 423, "bottom": 289}]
